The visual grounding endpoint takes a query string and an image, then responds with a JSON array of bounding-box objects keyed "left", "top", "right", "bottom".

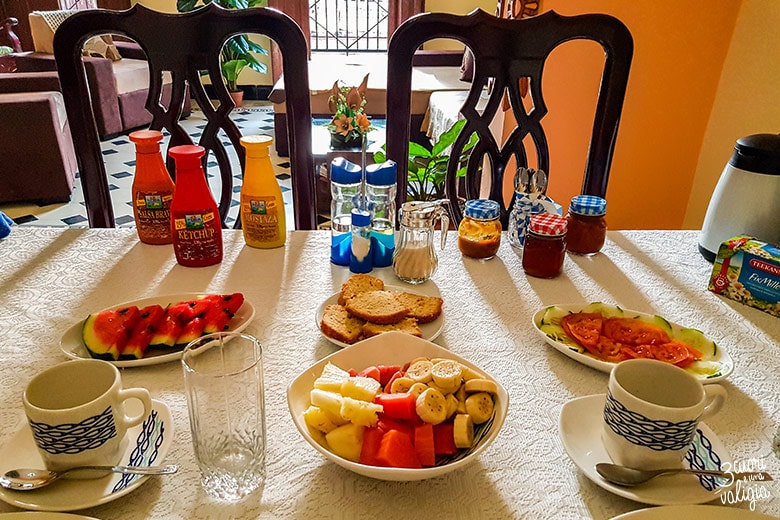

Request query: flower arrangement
[{"left": 326, "top": 74, "right": 374, "bottom": 147}]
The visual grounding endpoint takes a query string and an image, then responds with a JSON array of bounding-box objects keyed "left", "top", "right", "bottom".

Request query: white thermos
[{"left": 699, "top": 133, "right": 780, "bottom": 261}]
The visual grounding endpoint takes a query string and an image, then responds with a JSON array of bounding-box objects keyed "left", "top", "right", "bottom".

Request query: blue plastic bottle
[
  {"left": 349, "top": 209, "right": 373, "bottom": 273},
  {"left": 365, "top": 160, "right": 397, "bottom": 267},
  {"left": 329, "top": 158, "right": 362, "bottom": 265}
]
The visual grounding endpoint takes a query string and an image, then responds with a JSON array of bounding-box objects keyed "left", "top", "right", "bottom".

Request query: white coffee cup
[
  {"left": 602, "top": 358, "right": 727, "bottom": 470},
  {"left": 23, "top": 359, "right": 152, "bottom": 473}
]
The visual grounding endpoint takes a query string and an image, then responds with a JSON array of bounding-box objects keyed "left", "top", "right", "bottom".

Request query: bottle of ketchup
[
  {"left": 129, "top": 130, "right": 175, "bottom": 244},
  {"left": 169, "top": 145, "right": 223, "bottom": 267}
]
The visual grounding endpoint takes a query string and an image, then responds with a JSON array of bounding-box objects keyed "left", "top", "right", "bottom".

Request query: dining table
[{"left": 0, "top": 227, "right": 778, "bottom": 519}]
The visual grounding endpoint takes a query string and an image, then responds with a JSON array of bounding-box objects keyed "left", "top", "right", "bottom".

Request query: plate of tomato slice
[{"left": 532, "top": 303, "right": 734, "bottom": 383}]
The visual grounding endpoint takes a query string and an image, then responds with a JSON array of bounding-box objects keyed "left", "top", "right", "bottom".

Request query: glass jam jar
[
  {"left": 566, "top": 195, "right": 607, "bottom": 255},
  {"left": 458, "top": 199, "right": 502, "bottom": 260},
  {"left": 522, "top": 213, "right": 567, "bottom": 278}
]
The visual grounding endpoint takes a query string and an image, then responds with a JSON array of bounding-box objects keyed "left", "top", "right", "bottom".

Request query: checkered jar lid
[
  {"left": 569, "top": 195, "right": 607, "bottom": 216},
  {"left": 528, "top": 213, "right": 568, "bottom": 236},
  {"left": 464, "top": 199, "right": 500, "bottom": 220}
]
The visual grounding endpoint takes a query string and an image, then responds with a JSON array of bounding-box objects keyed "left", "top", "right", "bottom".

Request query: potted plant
[
  {"left": 374, "top": 119, "right": 478, "bottom": 201},
  {"left": 326, "top": 74, "right": 374, "bottom": 149},
  {"left": 177, "top": 0, "right": 269, "bottom": 107}
]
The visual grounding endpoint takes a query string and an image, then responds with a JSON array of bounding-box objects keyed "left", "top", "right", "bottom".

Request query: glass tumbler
[{"left": 182, "top": 332, "right": 266, "bottom": 501}]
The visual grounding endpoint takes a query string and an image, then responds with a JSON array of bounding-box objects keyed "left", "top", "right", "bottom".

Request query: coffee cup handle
[
  {"left": 701, "top": 384, "right": 727, "bottom": 419},
  {"left": 118, "top": 388, "right": 153, "bottom": 429}
]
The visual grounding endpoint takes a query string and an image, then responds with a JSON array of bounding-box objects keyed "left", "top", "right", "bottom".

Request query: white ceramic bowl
[{"left": 287, "top": 332, "right": 508, "bottom": 481}]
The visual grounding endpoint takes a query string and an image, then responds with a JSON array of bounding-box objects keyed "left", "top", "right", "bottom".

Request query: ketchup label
[{"left": 172, "top": 210, "right": 221, "bottom": 264}]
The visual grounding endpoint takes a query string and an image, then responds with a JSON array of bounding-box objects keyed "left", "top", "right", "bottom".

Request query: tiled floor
[{"left": 1, "top": 101, "right": 294, "bottom": 229}]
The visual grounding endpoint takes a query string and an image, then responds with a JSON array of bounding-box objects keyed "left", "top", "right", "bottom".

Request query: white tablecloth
[{"left": 0, "top": 229, "right": 778, "bottom": 519}]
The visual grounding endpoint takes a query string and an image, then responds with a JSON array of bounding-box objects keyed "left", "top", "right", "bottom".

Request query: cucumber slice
[
  {"left": 539, "top": 323, "right": 580, "bottom": 348},
  {"left": 580, "top": 302, "right": 624, "bottom": 318},
  {"left": 539, "top": 306, "right": 570, "bottom": 327},
  {"left": 676, "top": 327, "right": 717, "bottom": 356},
  {"left": 651, "top": 315, "right": 673, "bottom": 336}
]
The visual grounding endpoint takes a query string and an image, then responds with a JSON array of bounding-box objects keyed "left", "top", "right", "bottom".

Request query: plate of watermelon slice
[{"left": 60, "top": 293, "right": 255, "bottom": 368}]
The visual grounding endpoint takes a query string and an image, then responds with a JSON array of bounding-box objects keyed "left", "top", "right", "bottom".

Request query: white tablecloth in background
[{"left": 0, "top": 229, "right": 778, "bottom": 519}]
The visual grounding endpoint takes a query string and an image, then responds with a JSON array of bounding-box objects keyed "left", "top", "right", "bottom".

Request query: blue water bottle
[
  {"left": 366, "top": 160, "right": 397, "bottom": 267},
  {"left": 330, "top": 158, "right": 362, "bottom": 265}
]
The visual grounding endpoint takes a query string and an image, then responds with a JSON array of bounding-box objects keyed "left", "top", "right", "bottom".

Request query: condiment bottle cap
[
  {"left": 330, "top": 157, "right": 362, "bottom": 184},
  {"left": 351, "top": 208, "right": 371, "bottom": 227},
  {"left": 129, "top": 129, "right": 163, "bottom": 153},
  {"left": 240, "top": 134, "right": 273, "bottom": 158},
  {"left": 569, "top": 195, "right": 606, "bottom": 216},
  {"left": 528, "top": 213, "right": 567, "bottom": 236},
  {"left": 366, "top": 160, "right": 397, "bottom": 186},
  {"left": 464, "top": 199, "right": 500, "bottom": 220},
  {"left": 169, "top": 145, "right": 205, "bottom": 170}
]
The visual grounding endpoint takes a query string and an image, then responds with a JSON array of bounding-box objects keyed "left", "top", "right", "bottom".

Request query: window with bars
[{"left": 309, "top": 0, "right": 389, "bottom": 53}]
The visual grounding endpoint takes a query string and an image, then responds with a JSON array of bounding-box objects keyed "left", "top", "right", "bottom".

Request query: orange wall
[{"left": 525, "top": 1, "right": 741, "bottom": 229}]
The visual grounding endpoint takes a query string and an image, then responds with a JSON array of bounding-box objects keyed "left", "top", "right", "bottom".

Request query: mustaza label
[{"left": 241, "top": 195, "right": 281, "bottom": 243}]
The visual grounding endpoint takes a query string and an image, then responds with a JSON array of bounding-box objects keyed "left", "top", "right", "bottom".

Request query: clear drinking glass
[{"left": 182, "top": 332, "right": 266, "bottom": 501}]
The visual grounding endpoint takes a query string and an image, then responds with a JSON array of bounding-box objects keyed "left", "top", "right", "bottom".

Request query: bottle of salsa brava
[
  {"left": 239, "top": 135, "right": 286, "bottom": 248},
  {"left": 129, "top": 130, "right": 175, "bottom": 245},
  {"left": 169, "top": 145, "right": 223, "bottom": 267}
]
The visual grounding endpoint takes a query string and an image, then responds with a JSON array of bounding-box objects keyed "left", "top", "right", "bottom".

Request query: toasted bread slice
[
  {"left": 320, "top": 304, "right": 365, "bottom": 344},
  {"left": 338, "top": 274, "right": 385, "bottom": 305},
  {"left": 362, "top": 317, "right": 422, "bottom": 339},
  {"left": 395, "top": 292, "right": 444, "bottom": 324},
  {"left": 344, "top": 290, "right": 409, "bottom": 324}
]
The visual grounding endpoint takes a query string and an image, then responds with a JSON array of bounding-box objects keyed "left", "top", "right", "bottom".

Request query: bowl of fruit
[{"left": 286, "top": 331, "right": 508, "bottom": 481}]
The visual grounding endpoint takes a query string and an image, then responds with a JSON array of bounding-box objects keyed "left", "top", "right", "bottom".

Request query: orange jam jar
[
  {"left": 522, "top": 213, "right": 567, "bottom": 278},
  {"left": 457, "top": 199, "right": 502, "bottom": 260},
  {"left": 566, "top": 195, "right": 607, "bottom": 255}
]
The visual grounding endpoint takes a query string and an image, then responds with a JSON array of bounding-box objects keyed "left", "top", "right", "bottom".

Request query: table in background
[{"left": 0, "top": 229, "right": 778, "bottom": 519}]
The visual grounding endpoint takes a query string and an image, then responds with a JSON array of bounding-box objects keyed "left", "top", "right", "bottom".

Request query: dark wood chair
[
  {"left": 53, "top": 4, "right": 316, "bottom": 230},
  {"left": 385, "top": 9, "right": 633, "bottom": 226}
]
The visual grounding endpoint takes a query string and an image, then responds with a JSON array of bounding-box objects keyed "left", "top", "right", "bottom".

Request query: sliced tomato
[
  {"left": 603, "top": 318, "right": 671, "bottom": 346},
  {"left": 621, "top": 344, "right": 655, "bottom": 360},
  {"left": 646, "top": 340, "right": 691, "bottom": 366},
  {"left": 583, "top": 335, "right": 627, "bottom": 363},
  {"left": 374, "top": 393, "right": 417, "bottom": 421},
  {"left": 561, "top": 313, "right": 603, "bottom": 349}
]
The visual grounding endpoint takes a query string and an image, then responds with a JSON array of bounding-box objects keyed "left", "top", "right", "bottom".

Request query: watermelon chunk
[
  {"left": 82, "top": 306, "right": 141, "bottom": 361},
  {"left": 203, "top": 293, "right": 245, "bottom": 334},
  {"left": 148, "top": 302, "right": 192, "bottom": 348},
  {"left": 121, "top": 304, "right": 166, "bottom": 360}
]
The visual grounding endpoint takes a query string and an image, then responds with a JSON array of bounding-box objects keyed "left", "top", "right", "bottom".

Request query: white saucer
[
  {"left": 560, "top": 394, "right": 733, "bottom": 506},
  {"left": 610, "top": 504, "right": 777, "bottom": 519},
  {"left": 0, "top": 399, "right": 173, "bottom": 512},
  {"left": 0, "top": 514, "right": 100, "bottom": 519}
]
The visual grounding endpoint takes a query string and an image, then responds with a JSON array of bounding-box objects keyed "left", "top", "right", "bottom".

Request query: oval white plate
[
  {"left": 60, "top": 293, "right": 255, "bottom": 368},
  {"left": 0, "top": 399, "right": 173, "bottom": 512},
  {"left": 315, "top": 284, "right": 444, "bottom": 348},
  {"left": 560, "top": 394, "right": 733, "bottom": 506},
  {"left": 287, "top": 331, "right": 508, "bottom": 481},
  {"left": 532, "top": 303, "right": 734, "bottom": 383}
]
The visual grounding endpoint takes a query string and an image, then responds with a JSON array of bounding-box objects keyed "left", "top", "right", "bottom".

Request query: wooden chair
[
  {"left": 53, "top": 4, "right": 316, "bottom": 230},
  {"left": 385, "top": 9, "right": 633, "bottom": 226}
]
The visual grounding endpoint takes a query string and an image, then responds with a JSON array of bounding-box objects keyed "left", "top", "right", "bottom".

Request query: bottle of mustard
[{"left": 239, "top": 135, "right": 286, "bottom": 248}]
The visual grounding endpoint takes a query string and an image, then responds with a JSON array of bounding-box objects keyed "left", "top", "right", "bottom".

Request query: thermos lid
[
  {"left": 330, "top": 157, "right": 362, "bottom": 184},
  {"left": 729, "top": 133, "right": 780, "bottom": 176},
  {"left": 366, "top": 160, "right": 397, "bottom": 186}
]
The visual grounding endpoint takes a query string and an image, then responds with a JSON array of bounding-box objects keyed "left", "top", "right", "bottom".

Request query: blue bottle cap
[
  {"left": 351, "top": 208, "right": 371, "bottom": 227},
  {"left": 331, "top": 157, "right": 362, "bottom": 184},
  {"left": 366, "top": 160, "right": 397, "bottom": 186},
  {"left": 569, "top": 195, "right": 607, "bottom": 216},
  {"left": 464, "top": 199, "right": 500, "bottom": 220}
]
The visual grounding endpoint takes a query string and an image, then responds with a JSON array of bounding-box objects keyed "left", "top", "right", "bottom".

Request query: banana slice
[
  {"left": 465, "top": 392, "right": 495, "bottom": 424},
  {"left": 453, "top": 413, "right": 475, "bottom": 448},
  {"left": 460, "top": 365, "right": 483, "bottom": 381},
  {"left": 444, "top": 392, "right": 459, "bottom": 419},
  {"left": 415, "top": 387, "right": 447, "bottom": 424},
  {"left": 464, "top": 378, "right": 498, "bottom": 394},
  {"left": 406, "top": 359, "right": 434, "bottom": 383},
  {"left": 431, "top": 360, "right": 463, "bottom": 392},
  {"left": 408, "top": 382, "right": 429, "bottom": 398},
  {"left": 455, "top": 384, "right": 467, "bottom": 413},
  {"left": 390, "top": 376, "right": 415, "bottom": 394}
]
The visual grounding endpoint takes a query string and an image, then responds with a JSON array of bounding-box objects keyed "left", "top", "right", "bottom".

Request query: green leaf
[
  {"left": 408, "top": 141, "right": 432, "bottom": 159},
  {"left": 373, "top": 150, "right": 386, "bottom": 163},
  {"left": 431, "top": 119, "right": 466, "bottom": 156}
]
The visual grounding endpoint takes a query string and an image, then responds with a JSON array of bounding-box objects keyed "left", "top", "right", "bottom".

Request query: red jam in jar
[
  {"left": 566, "top": 195, "right": 607, "bottom": 255},
  {"left": 522, "top": 213, "right": 567, "bottom": 278},
  {"left": 458, "top": 199, "right": 502, "bottom": 260}
]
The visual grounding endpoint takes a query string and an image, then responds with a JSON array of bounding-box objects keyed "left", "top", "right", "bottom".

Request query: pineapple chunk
[
  {"left": 313, "top": 362, "right": 351, "bottom": 392},
  {"left": 341, "top": 376, "right": 381, "bottom": 402},
  {"left": 303, "top": 405, "right": 340, "bottom": 434},
  {"left": 340, "top": 396, "right": 383, "bottom": 427},
  {"left": 325, "top": 422, "right": 365, "bottom": 462},
  {"left": 309, "top": 388, "right": 345, "bottom": 420}
]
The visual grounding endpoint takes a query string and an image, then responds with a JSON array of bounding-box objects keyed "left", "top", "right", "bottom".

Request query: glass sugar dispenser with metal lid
[
  {"left": 457, "top": 199, "right": 502, "bottom": 260},
  {"left": 566, "top": 195, "right": 607, "bottom": 255},
  {"left": 522, "top": 213, "right": 568, "bottom": 278}
]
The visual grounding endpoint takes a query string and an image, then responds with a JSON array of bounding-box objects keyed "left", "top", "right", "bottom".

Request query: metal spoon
[
  {"left": 0, "top": 464, "right": 178, "bottom": 490},
  {"left": 515, "top": 167, "right": 548, "bottom": 202},
  {"left": 596, "top": 462, "right": 773, "bottom": 487}
]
